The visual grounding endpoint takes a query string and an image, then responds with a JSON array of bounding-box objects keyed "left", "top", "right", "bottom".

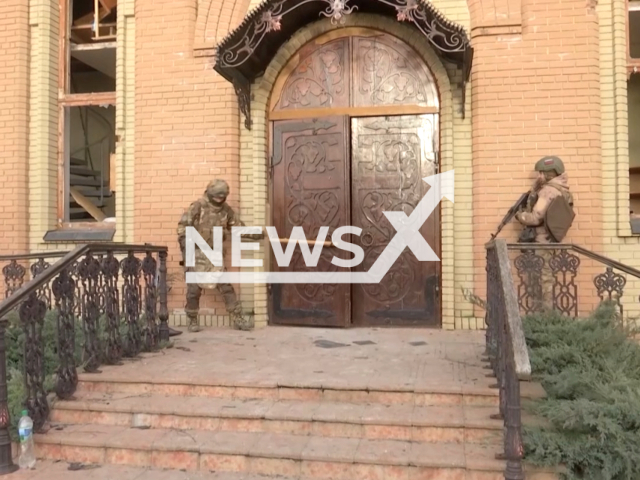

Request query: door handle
[{"left": 278, "top": 238, "right": 333, "bottom": 247}]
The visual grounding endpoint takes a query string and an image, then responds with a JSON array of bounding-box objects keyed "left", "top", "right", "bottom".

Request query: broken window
[{"left": 59, "top": 0, "right": 117, "bottom": 224}]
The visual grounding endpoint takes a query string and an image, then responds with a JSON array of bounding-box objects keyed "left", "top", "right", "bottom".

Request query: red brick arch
[
  {"left": 467, "top": 0, "right": 522, "bottom": 31},
  {"left": 195, "top": 0, "right": 254, "bottom": 49}
]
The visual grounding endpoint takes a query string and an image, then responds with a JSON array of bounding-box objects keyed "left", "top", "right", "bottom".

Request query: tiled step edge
[
  {"left": 49, "top": 397, "right": 503, "bottom": 444},
  {"left": 76, "top": 380, "right": 501, "bottom": 407},
  {"left": 5, "top": 459, "right": 306, "bottom": 480},
  {"left": 35, "top": 425, "right": 505, "bottom": 474}
]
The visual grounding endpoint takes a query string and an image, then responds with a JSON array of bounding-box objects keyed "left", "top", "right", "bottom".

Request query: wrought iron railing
[
  {"left": 485, "top": 239, "right": 531, "bottom": 480},
  {"left": 506, "top": 243, "right": 640, "bottom": 319},
  {"left": 0, "top": 244, "right": 169, "bottom": 474},
  {"left": 485, "top": 240, "right": 640, "bottom": 480}
]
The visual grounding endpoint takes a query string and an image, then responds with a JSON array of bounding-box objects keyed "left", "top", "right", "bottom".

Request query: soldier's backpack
[{"left": 544, "top": 185, "right": 575, "bottom": 243}]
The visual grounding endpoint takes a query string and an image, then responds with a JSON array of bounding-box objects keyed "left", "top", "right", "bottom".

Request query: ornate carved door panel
[
  {"left": 269, "top": 117, "right": 351, "bottom": 327},
  {"left": 268, "top": 29, "right": 443, "bottom": 328},
  {"left": 350, "top": 115, "right": 440, "bottom": 326},
  {"left": 351, "top": 34, "right": 439, "bottom": 109},
  {"left": 273, "top": 37, "right": 350, "bottom": 111}
]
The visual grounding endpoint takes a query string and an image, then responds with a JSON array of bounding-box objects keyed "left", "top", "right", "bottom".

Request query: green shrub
[
  {"left": 522, "top": 303, "right": 640, "bottom": 480},
  {"left": 3, "top": 309, "right": 163, "bottom": 440}
]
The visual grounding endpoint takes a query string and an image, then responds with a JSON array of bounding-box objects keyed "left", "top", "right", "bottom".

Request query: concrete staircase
[{"left": 31, "top": 376, "right": 556, "bottom": 480}]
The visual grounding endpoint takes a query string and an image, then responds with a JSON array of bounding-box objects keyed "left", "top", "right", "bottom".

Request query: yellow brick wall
[
  {"left": 599, "top": 0, "right": 640, "bottom": 320},
  {"left": 28, "top": 0, "right": 59, "bottom": 252},
  {"left": 243, "top": 11, "right": 474, "bottom": 329},
  {"left": 0, "top": 0, "right": 30, "bottom": 257}
]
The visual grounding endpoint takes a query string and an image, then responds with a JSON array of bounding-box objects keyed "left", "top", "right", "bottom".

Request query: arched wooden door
[{"left": 268, "top": 29, "right": 441, "bottom": 328}]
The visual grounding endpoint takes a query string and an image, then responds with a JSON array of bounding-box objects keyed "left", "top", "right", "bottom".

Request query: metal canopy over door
[
  {"left": 350, "top": 114, "right": 440, "bottom": 326},
  {"left": 269, "top": 116, "right": 352, "bottom": 327}
]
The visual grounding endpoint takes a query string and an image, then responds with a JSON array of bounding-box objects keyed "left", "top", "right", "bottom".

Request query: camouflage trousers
[{"left": 185, "top": 283, "right": 253, "bottom": 331}]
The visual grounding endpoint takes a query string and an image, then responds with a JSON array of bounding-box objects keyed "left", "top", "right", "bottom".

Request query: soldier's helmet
[
  {"left": 205, "top": 179, "right": 230, "bottom": 198},
  {"left": 534, "top": 156, "right": 565, "bottom": 176}
]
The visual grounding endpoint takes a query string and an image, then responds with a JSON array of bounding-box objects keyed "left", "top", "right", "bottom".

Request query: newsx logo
[{"left": 185, "top": 171, "right": 454, "bottom": 285}]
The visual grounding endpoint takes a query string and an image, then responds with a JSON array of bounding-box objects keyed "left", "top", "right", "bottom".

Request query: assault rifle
[{"left": 490, "top": 190, "right": 533, "bottom": 240}]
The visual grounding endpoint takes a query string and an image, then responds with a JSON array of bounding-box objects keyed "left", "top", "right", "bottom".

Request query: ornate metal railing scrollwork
[
  {"left": 102, "top": 252, "right": 122, "bottom": 364},
  {"left": 51, "top": 268, "right": 78, "bottom": 400},
  {"left": 0, "top": 243, "right": 168, "bottom": 473},
  {"left": 506, "top": 243, "right": 640, "bottom": 319},
  {"left": 158, "top": 251, "right": 170, "bottom": 343},
  {"left": 77, "top": 253, "right": 102, "bottom": 373},
  {"left": 485, "top": 239, "right": 531, "bottom": 480},
  {"left": 18, "top": 292, "right": 49, "bottom": 432},
  {"left": 594, "top": 267, "right": 626, "bottom": 317},
  {"left": 2, "top": 260, "right": 25, "bottom": 300},
  {"left": 121, "top": 251, "right": 143, "bottom": 357},
  {"left": 142, "top": 252, "right": 159, "bottom": 352}
]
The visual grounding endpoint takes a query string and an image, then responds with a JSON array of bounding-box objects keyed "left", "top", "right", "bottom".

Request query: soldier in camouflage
[
  {"left": 516, "top": 156, "right": 573, "bottom": 244},
  {"left": 515, "top": 156, "right": 574, "bottom": 311},
  {"left": 177, "top": 179, "right": 258, "bottom": 332}
]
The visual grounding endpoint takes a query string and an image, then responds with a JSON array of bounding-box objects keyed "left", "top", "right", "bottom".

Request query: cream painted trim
[
  {"left": 598, "top": 0, "right": 640, "bottom": 319},
  {"left": 115, "top": 0, "right": 135, "bottom": 243},
  {"left": 28, "top": 0, "right": 59, "bottom": 252},
  {"left": 614, "top": 0, "right": 633, "bottom": 236},
  {"left": 241, "top": 13, "right": 473, "bottom": 329},
  {"left": 600, "top": 0, "right": 637, "bottom": 237}
]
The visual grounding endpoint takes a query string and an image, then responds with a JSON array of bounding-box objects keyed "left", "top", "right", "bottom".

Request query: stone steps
[
  {"left": 27, "top": 328, "right": 555, "bottom": 480},
  {"left": 49, "top": 392, "right": 504, "bottom": 444},
  {"left": 36, "top": 424, "right": 511, "bottom": 479},
  {"left": 8, "top": 459, "right": 312, "bottom": 480},
  {"left": 76, "top": 378, "right": 502, "bottom": 407}
]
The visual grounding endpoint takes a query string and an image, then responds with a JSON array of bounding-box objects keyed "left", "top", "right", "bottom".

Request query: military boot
[
  {"left": 187, "top": 314, "right": 201, "bottom": 333},
  {"left": 230, "top": 306, "right": 253, "bottom": 331}
]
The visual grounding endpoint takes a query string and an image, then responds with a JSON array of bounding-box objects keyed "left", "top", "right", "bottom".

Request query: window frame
[
  {"left": 55, "top": 0, "right": 117, "bottom": 231},
  {"left": 627, "top": 0, "right": 640, "bottom": 76}
]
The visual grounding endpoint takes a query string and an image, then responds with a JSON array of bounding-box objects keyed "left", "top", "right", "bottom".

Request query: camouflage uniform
[
  {"left": 516, "top": 156, "right": 573, "bottom": 311},
  {"left": 177, "top": 180, "right": 254, "bottom": 332}
]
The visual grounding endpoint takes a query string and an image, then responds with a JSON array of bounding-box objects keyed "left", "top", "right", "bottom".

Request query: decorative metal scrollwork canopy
[{"left": 214, "top": 0, "right": 474, "bottom": 129}]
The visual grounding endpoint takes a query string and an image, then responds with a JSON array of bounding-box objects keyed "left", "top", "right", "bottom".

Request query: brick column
[
  {"left": 471, "top": 0, "right": 603, "bottom": 310},
  {"left": 135, "top": 0, "right": 242, "bottom": 326},
  {"left": 0, "top": 1, "right": 30, "bottom": 255}
]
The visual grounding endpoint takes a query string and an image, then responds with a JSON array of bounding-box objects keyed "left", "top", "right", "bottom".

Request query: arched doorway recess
[
  {"left": 213, "top": 2, "right": 474, "bottom": 329},
  {"left": 267, "top": 28, "right": 441, "bottom": 327}
]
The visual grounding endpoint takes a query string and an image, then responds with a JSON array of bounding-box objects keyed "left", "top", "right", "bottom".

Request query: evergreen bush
[
  {"left": 3, "top": 309, "right": 165, "bottom": 440},
  {"left": 522, "top": 303, "right": 640, "bottom": 480}
]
